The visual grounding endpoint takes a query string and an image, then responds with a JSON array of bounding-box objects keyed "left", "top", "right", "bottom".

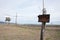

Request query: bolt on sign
[{"left": 38, "top": 14, "right": 50, "bottom": 22}]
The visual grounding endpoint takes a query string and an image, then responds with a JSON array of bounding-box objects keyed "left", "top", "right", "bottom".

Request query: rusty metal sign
[{"left": 38, "top": 14, "right": 50, "bottom": 22}]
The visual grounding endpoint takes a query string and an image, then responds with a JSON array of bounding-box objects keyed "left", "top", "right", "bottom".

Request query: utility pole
[
  {"left": 40, "top": 0, "right": 46, "bottom": 40},
  {"left": 15, "top": 13, "right": 17, "bottom": 25},
  {"left": 38, "top": 0, "right": 50, "bottom": 40}
]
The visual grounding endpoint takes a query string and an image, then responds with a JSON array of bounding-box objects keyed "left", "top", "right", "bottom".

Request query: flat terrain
[{"left": 0, "top": 24, "right": 60, "bottom": 40}]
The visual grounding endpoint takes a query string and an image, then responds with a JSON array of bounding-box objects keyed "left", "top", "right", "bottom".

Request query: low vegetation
[{"left": 0, "top": 24, "right": 60, "bottom": 40}]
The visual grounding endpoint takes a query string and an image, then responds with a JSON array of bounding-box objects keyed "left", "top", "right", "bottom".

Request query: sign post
[
  {"left": 40, "top": 22, "right": 45, "bottom": 40},
  {"left": 38, "top": 0, "right": 50, "bottom": 40},
  {"left": 38, "top": 14, "right": 50, "bottom": 40}
]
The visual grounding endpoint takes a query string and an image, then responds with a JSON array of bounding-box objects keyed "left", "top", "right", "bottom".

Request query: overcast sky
[{"left": 0, "top": 0, "right": 60, "bottom": 24}]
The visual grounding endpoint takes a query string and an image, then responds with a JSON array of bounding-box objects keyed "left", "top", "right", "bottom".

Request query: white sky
[{"left": 0, "top": 0, "right": 60, "bottom": 24}]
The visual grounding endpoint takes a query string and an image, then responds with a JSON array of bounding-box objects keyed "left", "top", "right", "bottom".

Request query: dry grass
[
  {"left": 45, "top": 27, "right": 60, "bottom": 40},
  {"left": 0, "top": 24, "right": 60, "bottom": 40}
]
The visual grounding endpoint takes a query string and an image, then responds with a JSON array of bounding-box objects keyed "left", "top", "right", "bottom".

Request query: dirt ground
[{"left": 0, "top": 24, "right": 60, "bottom": 40}]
